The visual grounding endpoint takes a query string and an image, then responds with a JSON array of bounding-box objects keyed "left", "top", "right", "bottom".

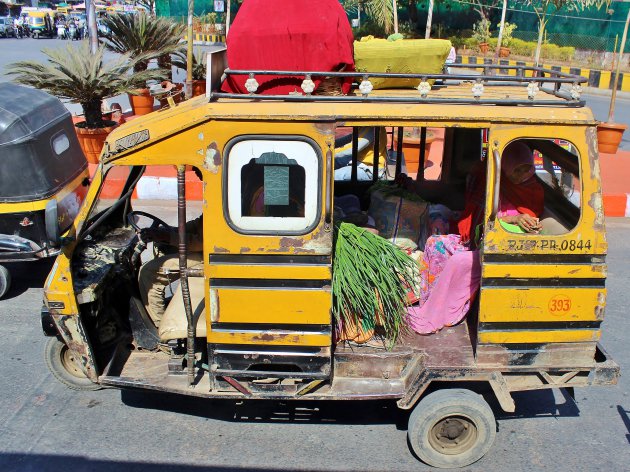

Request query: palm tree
[
  {"left": 6, "top": 41, "right": 164, "bottom": 129},
  {"left": 100, "top": 13, "right": 186, "bottom": 73},
  {"left": 346, "top": 0, "right": 395, "bottom": 35},
  {"left": 172, "top": 49, "right": 206, "bottom": 81}
]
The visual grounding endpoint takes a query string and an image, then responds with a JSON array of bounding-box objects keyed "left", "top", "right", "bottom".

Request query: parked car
[{"left": 0, "top": 17, "right": 16, "bottom": 37}]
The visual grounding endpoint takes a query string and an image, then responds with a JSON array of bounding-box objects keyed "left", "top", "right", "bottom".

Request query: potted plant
[
  {"left": 172, "top": 48, "right": 207, "bottom": 97},
  {"left": 472, "top": 18, "right": 491, "bottom": 54},
  {"left": 6, "top": 42, "right": 164, "bottom": 163},
  {"left": 101, "top": 13, "right": 185, "bottom": 115},
  {"left": 499, "top": 22, "right": 516, "bottom": 57},
  {"left": 598, "top": 8, "right": 629, "bottom": 154},
  {"left": 393, "top": 127, "right": 435, "bottom": 175}
]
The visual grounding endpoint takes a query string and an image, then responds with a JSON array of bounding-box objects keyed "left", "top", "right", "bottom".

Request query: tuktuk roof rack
[{"left": 209, "top": 60, "right": 588, "bottom": 107}]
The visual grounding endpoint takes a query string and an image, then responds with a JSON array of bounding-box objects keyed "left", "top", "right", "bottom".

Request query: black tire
[
  {"left": 407, "top": 388, "right": 496, "bottom": 469},
  {"left": 0, "top": 265, "right": 11, "bottom": 299},
  {"left": 44, "top": 337, "right": 101, "bottom": 391}
]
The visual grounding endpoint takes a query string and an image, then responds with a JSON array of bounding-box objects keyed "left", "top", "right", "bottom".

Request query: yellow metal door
[
  {"left": 477, "top": 125, "right": 606, "bottom": 368},
  {"left": 202, "top": 122, "right": 335, "bottom": 380}
]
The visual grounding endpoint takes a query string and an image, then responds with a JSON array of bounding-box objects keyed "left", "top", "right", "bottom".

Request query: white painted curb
[{"left": 136, "top": 176, "right": 178, "bottom": 200}]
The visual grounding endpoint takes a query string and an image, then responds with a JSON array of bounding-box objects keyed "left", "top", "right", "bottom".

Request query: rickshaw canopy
[{"left": 0, "top": 83, "right": 87, "bottom": 202}]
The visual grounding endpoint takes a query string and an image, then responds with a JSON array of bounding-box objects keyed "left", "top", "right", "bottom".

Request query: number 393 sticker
[{"left": 548, "top": 295, "right": 572, "bottom": 313}]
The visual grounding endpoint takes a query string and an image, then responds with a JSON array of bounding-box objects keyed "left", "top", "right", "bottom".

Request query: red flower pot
[
  {"left": 75, "top": 121, "right": 117, "bottom": 164},
  {"left": 597, "top": 122, "right": 628, "bottom": 154},
  {"left": 128, "top": 88, "right": 156, "bottom": 115}
]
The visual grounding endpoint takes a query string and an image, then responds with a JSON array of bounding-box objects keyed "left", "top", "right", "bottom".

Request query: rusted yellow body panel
[{"left": 44, "top": 85, "right": 609, "bottom": 381}]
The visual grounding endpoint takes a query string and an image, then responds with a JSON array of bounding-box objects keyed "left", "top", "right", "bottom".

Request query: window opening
[
  {"left": 227, "top": 137, "right": 320, "bottom": 234},
  {"left": 498, "top": 139, "right": 580, "bottom": 235}
]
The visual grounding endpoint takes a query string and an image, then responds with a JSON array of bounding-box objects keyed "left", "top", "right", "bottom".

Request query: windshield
[{"left": 82, "top": 166, "right": 135, "bottom": 235}]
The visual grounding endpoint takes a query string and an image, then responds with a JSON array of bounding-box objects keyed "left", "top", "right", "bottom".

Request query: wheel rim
[
  {"left": 428, "top": 415, "right": 478, "bottom": 455},
  {"left": 60, "top": 346, "right": 86, "bottom": 379}
]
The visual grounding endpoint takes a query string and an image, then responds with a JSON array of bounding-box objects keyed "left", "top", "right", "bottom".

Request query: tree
[
  {"left": 523, "top": 0, "right": 611, "bottom": 65},
  {"left": 100, "top": 13, "right": 186, "bottom": 73},
  {"left": 6, "top": 42, "right": 163, "bottom": 129},
  {"left": 455, "top": 0, "right": 503, "bottom": 20},
  {"left": 135, "top": 0, "right": 157, "bottom": 15},
  {"left": 345, "top": 0, "right": 395, "bottom": 34}
]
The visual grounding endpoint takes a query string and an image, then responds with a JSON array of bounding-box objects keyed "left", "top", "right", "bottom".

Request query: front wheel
[
  {"left": 0, "top": 265, "right": 11, "bottom": 298},
  {"left": 44, "top": 337, "right": 100, "bottom": 391},
  {"left": 407, "top": 388, "right": 496, "bottom": 469}
]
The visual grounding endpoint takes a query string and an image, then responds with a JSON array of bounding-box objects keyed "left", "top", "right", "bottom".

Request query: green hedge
[{"left": 452, "top": 37, "right": 575, "bottom": 62}]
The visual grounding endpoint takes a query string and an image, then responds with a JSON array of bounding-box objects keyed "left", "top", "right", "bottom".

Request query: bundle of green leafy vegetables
[{"left": 332, "top": 222, "right": 420, "bottom": 348}]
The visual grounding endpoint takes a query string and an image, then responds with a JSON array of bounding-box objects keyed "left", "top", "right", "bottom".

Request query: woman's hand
[{"left": 502, "top": 214, "right": 542, "bottom": 233}]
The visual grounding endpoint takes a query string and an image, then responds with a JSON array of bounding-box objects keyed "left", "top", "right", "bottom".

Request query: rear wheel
[
  {"left": 44, "top": 337, "right": 100, "bottom": 391},
  {"left": 407, "top": 389, "right": 496, "bottom": 468},
  {"left": 0, "top": 265, "right": 11, "bottom": 299}
]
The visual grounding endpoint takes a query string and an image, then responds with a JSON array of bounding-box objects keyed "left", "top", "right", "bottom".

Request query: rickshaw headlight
[{"left": 45, "top": 200, "right": 60, "bottom": 246}]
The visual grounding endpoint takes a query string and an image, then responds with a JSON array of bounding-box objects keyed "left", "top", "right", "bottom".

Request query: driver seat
[{"left": 158, "top": 278, "right": 207, "bottom": 341}]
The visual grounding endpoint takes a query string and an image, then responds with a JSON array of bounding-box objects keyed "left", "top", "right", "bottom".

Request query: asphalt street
[
  {"left": 0, "top": 38, "right": 629, "bottom": 471},
  {"left": 0, "top": 215, "right": 628, "bottom": 471}
]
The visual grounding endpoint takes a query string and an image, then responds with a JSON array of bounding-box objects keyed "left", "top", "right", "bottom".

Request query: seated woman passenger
[{"left": 408, "top": 141, "right": 544, "bottom": 334}]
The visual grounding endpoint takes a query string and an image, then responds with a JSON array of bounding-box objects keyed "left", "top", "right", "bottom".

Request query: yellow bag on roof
[{"left": 354, "top": 38, "right": 452, "bottom": 89}]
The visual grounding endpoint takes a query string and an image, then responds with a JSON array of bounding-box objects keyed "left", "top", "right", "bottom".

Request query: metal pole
[
  {"left": 186, "top": 0, "right": 194, "bottom": 99},
  {"left": 226, "top": 0, "right": 231, "bottom": 35},
  {"left": 88, "top": 0, "right": 98, "bottom": 55},
  {"left": 358, "top": 1, "right": 361, "bottom": 28},
  {"left": 177, "top": 166, "right": 196, "bottom": 386},
  {"left": 494, "top": 0, "right": 507, "bottom": 61},
  {"left": 392, "top": 0, "right": 398, "bottom": 34},
  {"left": 425, "top": 0, "right": 433, "bottom": 39},
  {"left": 608, "top": 6, "right": 630, "bottom": 123}
]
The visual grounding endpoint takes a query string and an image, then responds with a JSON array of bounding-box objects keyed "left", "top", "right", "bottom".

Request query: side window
[
  {"left": 226, "top": 137, "right": 321, "bottom": 234},
  {"left": 51, "top": 132, "right": 70, "bottom": 156},
  {"left": 499, "top": 139, "right": 580, "bottom": 235}
]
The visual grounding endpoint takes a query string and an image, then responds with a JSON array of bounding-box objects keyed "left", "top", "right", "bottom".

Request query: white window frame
[{"left": 226, "top": 136, "right": 321, "bottom": 234}]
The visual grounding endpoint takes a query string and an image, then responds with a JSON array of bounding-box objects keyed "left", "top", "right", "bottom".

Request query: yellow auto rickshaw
[{"left": 41, "top": 59, "right": 619, "bottom": 468}]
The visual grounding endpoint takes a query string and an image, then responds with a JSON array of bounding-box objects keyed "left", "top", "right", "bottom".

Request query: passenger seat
[{"left": 158, "top": 278, "right": 207, "bottom": 341}]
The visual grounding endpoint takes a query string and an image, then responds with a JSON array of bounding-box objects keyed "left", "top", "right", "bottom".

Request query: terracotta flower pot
[
  {"left": 499, "top": 46, "right": 510, "bottom": 58},
  {"left": 479, "top": 42, "right": 490, "bottom": 54},
  {"left": 75, "top": 121, "right": 117, "bottom": 164},
  {"left": 128, "top": 88, "right": 155, "bottom": 115},
  {"left": 597, "top": 122, "right": 628, "bottom": 154},
  {"left": 393, "top": 129, "right": 435, "bottom": 175},
  {"left": 192, "top": 80, "right": 206, "bottom": 97}
]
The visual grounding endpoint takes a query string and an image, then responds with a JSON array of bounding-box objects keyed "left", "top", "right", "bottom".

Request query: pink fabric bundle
[{"left": 408, "top": 250, "right": 482, "bottom": 334}]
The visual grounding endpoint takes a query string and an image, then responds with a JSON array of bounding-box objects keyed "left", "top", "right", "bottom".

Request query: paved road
[
  {"left": 0, "top": 216, "right": 628, "bottom": 471},
  {"left": 1, "top": 37, "right": 630, "bottom": 151}
]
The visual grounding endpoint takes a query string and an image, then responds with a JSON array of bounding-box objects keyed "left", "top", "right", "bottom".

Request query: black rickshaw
[{"left": 0, "top": 83, "right": 89, "bottom": 298}]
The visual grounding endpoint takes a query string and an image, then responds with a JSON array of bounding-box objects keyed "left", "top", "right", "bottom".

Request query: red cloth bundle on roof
[{"left": 221, "top": 0, "right": 355, "bottom": 95}]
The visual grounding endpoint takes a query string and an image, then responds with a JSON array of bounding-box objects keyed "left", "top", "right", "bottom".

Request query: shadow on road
[
  {"left": 121, "top": 389, "right": 411, "bottom": 430},
  {"left": 617, "top": 405, "right": 630, "bottom": 444},
  {"left": 0, "top": 453, "right": 351, "bottom": 472},
  {"left": 119, "top": 384, "right": 581, "bottom": 432},
  {"left": 0, "top": 259, "right": 54, "bottom": 300},
  {"left": 495, "top": 388, "right": 580, "bottom": 420}
]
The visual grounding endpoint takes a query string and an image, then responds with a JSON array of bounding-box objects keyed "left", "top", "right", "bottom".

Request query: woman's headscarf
[
  {"left": 500, "top": 141, "right": 544, "bottom": 218},
  {"left": 457, "top": 141, "right": 544, "bottom": 244},
  {"left": 502, "top": 141, "right": 536, "bottom": 183}
]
